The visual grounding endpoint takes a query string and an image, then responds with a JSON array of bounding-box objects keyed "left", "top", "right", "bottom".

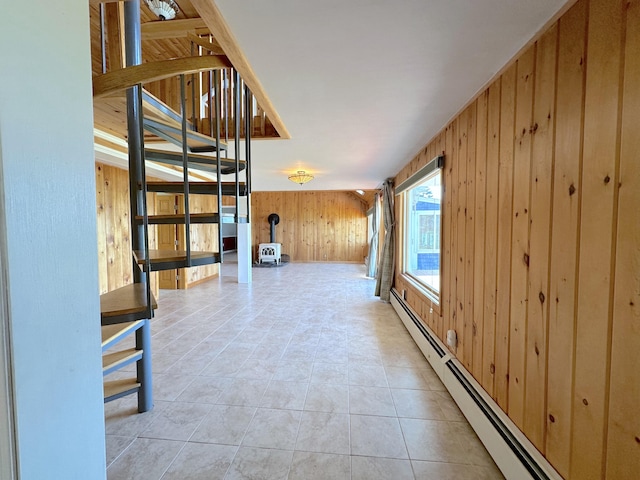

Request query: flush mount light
[
  {"left": 288, "top": 170, "right": 314, "bottom": 186},
  {"left": 144, "top": 0, "right": 179, "bottom": 20},
  {"left": 356, "top": 189, "right": 365, "bottom": 195}
]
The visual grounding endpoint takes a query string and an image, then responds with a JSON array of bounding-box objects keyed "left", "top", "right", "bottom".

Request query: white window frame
[{"left": 396, "top": 155, "right": 444, "bottom": 304}]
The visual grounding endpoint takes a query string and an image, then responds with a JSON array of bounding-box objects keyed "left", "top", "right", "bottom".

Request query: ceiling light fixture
[
  {"left": 144, "top": 0, "right": 179, "bottom": 21},
  {"left": 288, "top": 170, "right": 314, "bottom": 186},
  {"left": 356, "top": 189, "right": 365, "bottom": 195}
]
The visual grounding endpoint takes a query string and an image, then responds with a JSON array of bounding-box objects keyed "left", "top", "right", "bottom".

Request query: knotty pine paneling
[
  {"left": 546, "top": 2, "right": 587, "bottom": 475},
  {"left": 96, "top": 163, "right": 133, "bottom": 294},
  {"left": 95, "top": 163, "right": 218, "bottom": 298},
  {"left": 251, "top": 191, "right": 367, "bottom": 263},
  {"left": 606, "top": 2, "right": 640, "bottom": 477},
  {"left": 392, "top": 0, "right": 639, "bottom": 477},
  {"left": 183, "top": 194, "right": 220, "bottom": 286},
  {"left": 95, "top": 163, "right": 160, "bottom": 298},
  {"left": 572, "top": 0, "right": 624, "bottom": 477},
  {"left": 495, "top": 63, "right": 516, "bottom": 413},
  {"left": 482, "top": 80, "right": 500, "bottom": 397}
]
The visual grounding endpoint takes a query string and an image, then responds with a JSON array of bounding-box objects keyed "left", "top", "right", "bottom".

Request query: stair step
[
  {"left": 142, "top": 90, "right": 192, "bottom": 129},
  {"left": 104, "top": 378, "right": 141, "bottom": 402},
  {"left": 145, "top": 148, "right": 245, "bottom": 175},
  {"left": 100, "top": 284, "right": 157, "bottom": 325},
  {"left": 134, "top": 249, "right": 221, "bottom": 271},
  {"left": 101, "top": 320, "right": 145, "bottom": 350},
  {"left": 143, "top": 117, "right": 227, "bottom": 153},
  {"left": 146, "top": 182, "right": 248, "bottom": 196},
  {"left": 103, "top": 348, "right": 143, "bottom": 375},
  {"left": 135, "top": 213, "right": 220, "bottom": 225}
]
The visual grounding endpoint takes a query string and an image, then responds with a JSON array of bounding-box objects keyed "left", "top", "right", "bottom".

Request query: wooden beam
[
  {"left": 105, "top": 1, "right": 126, "bottom": 71},
  {"left": 93, "top": 55, "right": 232, "bottom": 98},
  {"left": 141, "top": 18, "right": 208, "bottom": 40},
  {"left": 186, "top": 33, "right": 225, "bottom": 55},
  {"left": 190, "top": 0, "right": 291, "bottom": 139}
]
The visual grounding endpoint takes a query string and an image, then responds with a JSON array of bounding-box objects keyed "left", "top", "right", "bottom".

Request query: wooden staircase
[{"left": 95, "top": 10, "right": 252, "bottom": 413}]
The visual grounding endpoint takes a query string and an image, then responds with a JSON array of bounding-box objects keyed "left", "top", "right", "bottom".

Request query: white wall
[{"left": 0, "top": 1, "right": 106, "bottom": 479}]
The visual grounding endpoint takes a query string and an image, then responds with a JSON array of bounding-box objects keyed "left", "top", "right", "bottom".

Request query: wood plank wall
[
  {"left": 251, "top": 191, "right": 368, "bottom": 263},
  {"left": 95, "top": 162, "right": 219, "bottom": 296},
  {"left": 393, "top": 0, "right": 639, "bottom": 478},
  {"left": 96, "top": 162, "right": 131, "bottom": 294},
  {"left": 184, "top": 194, "right": 220, "bottom": 285}
]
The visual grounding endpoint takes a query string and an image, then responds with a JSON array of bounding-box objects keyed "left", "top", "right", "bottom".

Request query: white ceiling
[{"left": 217, "top": 0, "right": 569, "bottom": 192}]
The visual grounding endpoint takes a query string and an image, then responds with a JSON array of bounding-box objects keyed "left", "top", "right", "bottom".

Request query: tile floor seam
[
  {"left": 157, "top": 441, "right": 189, "bottom": 480},
  {"left": 104, "top": 436, "right": 134, "bottom": 470}
]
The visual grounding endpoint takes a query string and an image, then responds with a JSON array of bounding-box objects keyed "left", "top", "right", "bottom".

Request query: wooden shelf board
[
  {"left": 134, "top": 249, "right": 219, "bottom": 264},
  {"left": 104, "top": 378, "right": 141, "bottom": 399},
  {"left": 135, "top": 213, "right": 220, "bottom": 224},
  {"left": 146, "top": 181, "right": 247, "bottom": 195},
  {"left": 100, "top": 284, "right": 157, "bottom": 320},
  {"left": 101, "top": 320, "right": 144, "bottom": 348},
  {"left": 144, "top": 148, "right": 245, "bottom": 174},
  {"left": 143, "top": 117, "right": 228, "bottom": 151},
  {"left": 103, "top": 348, "right": 143, "bottom": 373}
]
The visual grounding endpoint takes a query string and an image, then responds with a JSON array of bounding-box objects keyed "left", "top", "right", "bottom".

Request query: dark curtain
[{"left": 375, "top": 179, "right": 395, "bottom": 301}]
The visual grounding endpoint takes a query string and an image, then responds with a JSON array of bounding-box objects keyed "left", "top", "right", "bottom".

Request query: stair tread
[
  {"left": 104, "top": 378, "right": 141, "bottom": 399},
  {"left": 146, "top": 181, "right": 248, "bottom": 196},
  {"left": 135, "top": 213, "right": 220, "bottom": 225},
  {"left": 134, "top": 249, "right": 219, "bottom": 263},
  {"left": 144, "top": 117, "right": 227, "bottom": 152},
  {"left": 100, "top": 284, "right": 157, "bottom": 321},
  {"left": 103, "top": 348, "right": 143, "bottom": 371},
  {"left": 101, "top": 320, "right": 144, "bottom": 348},
  {"left": 133, "top": 249, "right": 220, "bottom": 272},
  {"left": 145, "top": 148, "right": 245, "bottom": 174}
]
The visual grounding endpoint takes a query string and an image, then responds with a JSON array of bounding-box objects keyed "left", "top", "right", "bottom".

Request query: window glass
[{"left": 403, "top": 170, "right": 442, "bottom": 298}]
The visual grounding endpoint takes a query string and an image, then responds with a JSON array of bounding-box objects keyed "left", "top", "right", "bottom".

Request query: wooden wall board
[
  {"left": 456, "top": 109, "right": 468, "bottom": 362},
  {"left": 605, "top": 1, "right": 640, "bottom": 476},
  {"left": 251, "top": 191, "right": 367, "bottom": 264},
  {"left": 442, "top": 123, "right": 454, "bottom": 344},
  {"left": 508, "top": 45, "right": 536, "bottom": 429},
  {"left": 482, "top": 80, "right": 501, "bottom": 396},
  {"left": 156, "top": 195, "right": 179, "bottom": 289},
  {"left": 105, "top": 2, "right": 125, "bottom": 72},
  {"left": 185, "top": 194, "right": 220, "bottom": 285},
  {"left": 495, "top": 63, "right": 516, "bottom": 411},
  {"left": 545, "top": 1, "right": 587, "bottom": 475},
  {"left": 571, "top": 0, "right": 624, "bottom": 477},
  {"left": 472, "top": 92, "right": 488, "bottom": 381},
  {"left": 463, "top": 103, "right": 477, "bottom": 372},
  {"left": 96, "top": 163, "right": 132, "bottom": 294},
  {"left": 96, "top": 164, "right": 109, "bottom": 294},
  {"left": 524, "top": 24, "right": 558, "bottom": 452}
]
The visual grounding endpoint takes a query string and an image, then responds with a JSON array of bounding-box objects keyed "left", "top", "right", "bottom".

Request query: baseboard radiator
[{"left": 390, "top": 288, "right": 563, "bottom": 480}]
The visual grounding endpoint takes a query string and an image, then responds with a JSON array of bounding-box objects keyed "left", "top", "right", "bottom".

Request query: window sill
[{"left": 400, "top": 273, "right": 440, "bottom": 310}]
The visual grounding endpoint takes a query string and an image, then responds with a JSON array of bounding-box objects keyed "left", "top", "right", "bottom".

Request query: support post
[
  {"left": 237, "top": 223, "right": 252, "bottom": 284},
  {"left": 233, "top": 69, "right": 240, "bottom": 222},
  {"left": 135, "top": 319, "right": 153, "bottom": 412},
  {"left": 124, "top": 0, "right": 153, "bottom": 413},
  {"left": 214, "top": 70, "right": 223, "bottom": 262}
]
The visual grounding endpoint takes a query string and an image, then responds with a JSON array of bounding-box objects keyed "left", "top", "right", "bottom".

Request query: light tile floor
[{"left": 105, "top": 261, "right": 504, "bottom": 480}]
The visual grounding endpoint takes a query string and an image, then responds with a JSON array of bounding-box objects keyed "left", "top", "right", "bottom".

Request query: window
[{"left": 398, "top": 157, "right": 443, "bottom": 301}]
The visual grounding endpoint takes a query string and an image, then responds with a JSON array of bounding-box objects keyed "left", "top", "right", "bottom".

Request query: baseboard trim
[{"left": 390, "top": 288, "right": 562, "bottom": 480}]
